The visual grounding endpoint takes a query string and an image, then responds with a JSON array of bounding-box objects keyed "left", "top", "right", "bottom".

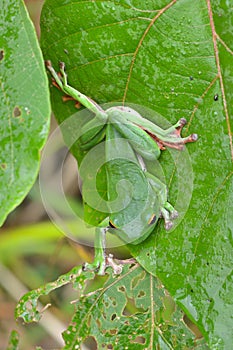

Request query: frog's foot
[
  {"left": 161, "top": 202, "right": 178, "bottom": 230},
  {"left": 83, "top": 254, "right": 123, "bottom": 275},
  {"left": 163, "top": 118, "right": 198, "bottom": 150},
  {"left": 45, "top": 60, "right": 64, "bottom": 90},
  {"left": 147, "top": 118, "right": 198, "bottom": 151},
  {"left": 106, "top": 254, "right": 123, "bottom": 274},
  {"left": 83, "top": 258, "right": 106, "bottom": 276}
]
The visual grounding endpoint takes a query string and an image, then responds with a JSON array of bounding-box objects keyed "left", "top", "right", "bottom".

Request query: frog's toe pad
[
  {"left": 165, "top": 221, "right": 173, "bottom": 230},
  {"left": 170, "top": 210, "right": 179, "bottom": 220}
]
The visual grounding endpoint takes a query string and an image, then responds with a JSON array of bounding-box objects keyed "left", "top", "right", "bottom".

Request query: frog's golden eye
[{"left": 148, "top": 214, "right": 157, "bottom": 225}]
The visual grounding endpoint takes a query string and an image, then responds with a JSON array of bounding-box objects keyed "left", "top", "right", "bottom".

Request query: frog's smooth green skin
[
  {"left": 83, "top": 218, "right": 108, "bottom": 276},
  {"left": 46, "top": 61, "right": 198, "bottom": 275}
]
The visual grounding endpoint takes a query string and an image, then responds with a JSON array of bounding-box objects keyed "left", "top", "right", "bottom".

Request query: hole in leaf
[
  {"left": 82, "top": 336, "right": 97, "bottom": 350},
  {"left": 107, "top": 344, "right": 113, "bottom": 349},
  {"left": 131, "top": 271, "right": 145, "bottom": 289},
  {"left": 25, "top": 301, "right": 33, "bottom": 311},
  {"left": 111, "top": 313, "right": 117, "bottom": 321},
  {"left": 130, "top": 336, "right": 146, "bottom": 344},
  {"left": 0, "top": 49, "right": 4, "bottom": 61},
  {"left": 110, "top": 297, "right": 117, "bottom": 306},
  {"left": 183, "top": 314, "right": 203, "bottom": 339},
  {"left": 0, "top": 163, "right": 7, "bottom": 170},
  {"left": 96, "top": 318, "right": 101, "bottom": 328},
  {"left": 123, "top": 296, "right": 145, "bottom": 315},
  {"left": 118, "top": 286, "right": 125, "bottom": 292},
  {"left": 137, "top": 290, "right": 145, "bottom": 298},
  {"left": 13, "top": 106, "right": 21, "bottom": 118}
]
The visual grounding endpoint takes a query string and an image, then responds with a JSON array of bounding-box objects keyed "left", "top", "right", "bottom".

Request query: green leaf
[
  {"left": 6, "top": 330, "right": 19, "bottom": 350},
  {"left": 15, "top": 265, "right": 94, "bottom": 323},
  {"left": 40, "top": 0, "right": 233, "bottom": 348},
  {"left": 63, "top": 264, "right": 206, "bottom": 349},
  {"left": 15, "top": 263, "right": 207, "bottom": 349},
  {"left": 0, "top": 0, "right": 50, "bottom": 225}
]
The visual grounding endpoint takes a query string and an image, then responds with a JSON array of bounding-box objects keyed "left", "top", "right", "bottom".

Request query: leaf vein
[
  {"left": 207, "top": 0, "right": 233, "bottom": 161},
  {"left": 123, "top": 0, "right": 178, "bottom": 103}
]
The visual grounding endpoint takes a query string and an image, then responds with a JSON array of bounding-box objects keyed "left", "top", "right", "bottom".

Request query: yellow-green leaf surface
[
  {"left": 40, "top": 0, "right": 233, "bottom": 348},
  {"left": 0, "top": 0, "right": 50, "bottom": 225}
]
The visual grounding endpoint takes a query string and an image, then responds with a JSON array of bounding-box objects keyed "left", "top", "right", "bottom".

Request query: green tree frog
[{"left": 46, "top": 61, "right": 198, "bottom": 275}]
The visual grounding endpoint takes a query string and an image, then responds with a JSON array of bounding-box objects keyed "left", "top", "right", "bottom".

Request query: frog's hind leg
[
  {"left": 156, "top": 118, "right": 198, "bottom": 150},
  {"left": 143, "top": 118, "right": 197, "bottom": 151}
]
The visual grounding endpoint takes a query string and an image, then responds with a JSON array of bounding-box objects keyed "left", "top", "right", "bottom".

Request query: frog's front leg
[
  {"left": 83, "top": 221, "right": 107, "bottom": 276},
  {"left": 83, "top": 218, "right": 122, "bottom": 275},
  {"left": 45, "top": 61, "right": 107, "bottom": 122},
  {"left": 161, "top": 204, "right": 178, "bottom": 230}
]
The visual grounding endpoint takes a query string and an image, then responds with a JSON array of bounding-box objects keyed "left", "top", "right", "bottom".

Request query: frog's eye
[
  {"left": 109, "top": 220, "right": 117, "bottom": 229},
  {"left": 148, "top": 214, "right": 157, "bottom": 225}
]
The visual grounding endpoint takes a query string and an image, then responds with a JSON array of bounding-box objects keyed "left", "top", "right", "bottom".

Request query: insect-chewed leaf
[
  {"left": 15, "top": 266, "right": 93, "bottom": 323},
  {"left": 6, "top": 330, "right": 19, "bottom": 350},
  {"left": 62, "top": 264, "right": 205, "bottom": 349}
]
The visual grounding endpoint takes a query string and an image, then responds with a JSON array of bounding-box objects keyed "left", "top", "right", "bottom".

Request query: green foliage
[
  {"left": 0, "top": 0, "right": 50, "bottom": 225},
  {"left": 16, "top": 264, "right": 208, "bottom": 349},
  {"left": 40, "top": 0, "right": 233, "bottom": 348},
  {"left": 63, "top": 264, "right": 201, "bottom": 350},
  {"left": 15, "top": 266, "right": 94, "bottom": 323},
  {"left": 6, "top": 330, "right": 19, "bottom": 350}
]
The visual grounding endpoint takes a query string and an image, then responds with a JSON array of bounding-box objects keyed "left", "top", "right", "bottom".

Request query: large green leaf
[
  {"left": 63, "top": 264, "right": 206, "bottom": 349},
  {"left": 0, "top": 0, "right": 50, "bottom": 225},
  {"left": 40, "top": 0, "right": 233, "bottom": 348},
  {"left": 16, "top": 263, "right": 207, "bottom": 349}
]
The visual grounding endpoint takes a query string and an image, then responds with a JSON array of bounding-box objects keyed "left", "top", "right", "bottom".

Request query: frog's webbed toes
[
  {"left": 161, "top": 203, "right": 179, "bottom": 230},
  {"left": 173, "top": 118, "right": 198, "bottom": 143},
  {"left": 158, "top": 118, "right": 198, "bottom": 150},
  {"left": 82, "top": 254, "right": 123, "bottom": 276}
]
